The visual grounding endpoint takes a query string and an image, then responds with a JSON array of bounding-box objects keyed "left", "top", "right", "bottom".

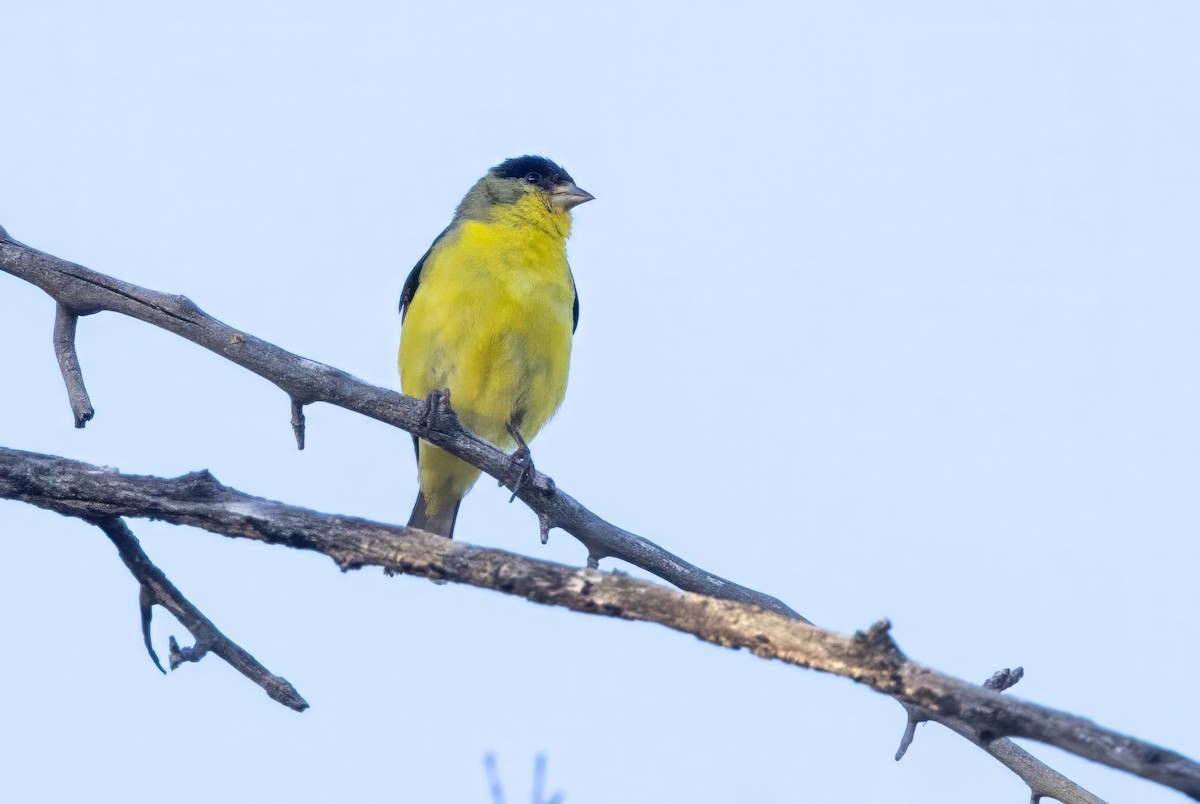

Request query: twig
[
  {"left": 138, "top": 585, "right": 164, "bottom": 673},
  {"left": 986, "top": 666, "right": 1025, "bottom": 692},
  {"left": 52, "top": 302, "right": 94, "bottom": 428},
  {"left": 930, "top": 703, "right": 1108, "bottom": 804},
  {"left": 0, "top": 446, "right": 1194, "bottom": 800},
  {"left": 290, "top": 398, "right": 306, "bottom": 450},
  {"left": 898, "top": 667, "right": 1104, "bottom": 803},
  {"left": 93, "top": 514, "right": 308, "bottom": 712},
  {"left": 484, "top": 754, "right": 564, "bottom": 804},
  {"left": 485, "top": 753, "right": 506, "bottom": 804},
  {"left": 897, "top": 667, "right": 1027, "bottom": 760},
  {"left": 895, "top": 704, "right": 924, "bottom": 761},
  {"left": 531, "top": 754, "right": 564, "bottom": 804},
  {"left": 532, "top": 753, "right": 547, "bottom": 804}
]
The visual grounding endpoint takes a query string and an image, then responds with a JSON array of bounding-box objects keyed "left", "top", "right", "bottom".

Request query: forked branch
[
  {"left": 1, "top": 446, "right": 1197, "bottom": 800},
  {"left": 96, "top": 515, "right": 308, "bottom": 711},
  {"left": 0, "top": 226, "right": 800, "bottom": 621},
  {"left": 4, "top": 225, "right": 1197, "bottom": 802}
]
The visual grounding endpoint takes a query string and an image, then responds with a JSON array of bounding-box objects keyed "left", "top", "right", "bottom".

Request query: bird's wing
[
  {"left": 399, "top": 225, "right": 452, "bottom": 321},
  {"left": 400, "top": 226, "right": 452, "bottom": 460},
  {"left": 571, "top": 269, "right": 579, "bottom": 333}
]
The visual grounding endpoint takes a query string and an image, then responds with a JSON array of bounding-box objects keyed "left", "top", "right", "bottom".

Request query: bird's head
[{"left": 456, "top": 155, "right": 594, "bottom": 235}]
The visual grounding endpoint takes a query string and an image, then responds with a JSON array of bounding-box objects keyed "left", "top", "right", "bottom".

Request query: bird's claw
[
  {"left": 420, "top": 388, "right": 457, "bottom": 434},
  {"left": 504, "top": 442, "right": 535, "bottom": 502},
  {"left": 501, "top": 421, "right": 536, "bottom": 502}
]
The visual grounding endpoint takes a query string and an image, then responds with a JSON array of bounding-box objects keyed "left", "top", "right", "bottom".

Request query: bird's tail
[{"left": 407, "top": 490, "right": 460, "bottom": 539}]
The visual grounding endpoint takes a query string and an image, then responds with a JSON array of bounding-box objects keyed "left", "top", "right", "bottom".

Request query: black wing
[
  {"left": 399, "top": 226, "right": 451, "bottom": 321},
  {"left": 570, "top": 270, "right": 579, "bottom": 333},
  {"left": 400, "top": 226, "right": 452, "bottom": 460}
]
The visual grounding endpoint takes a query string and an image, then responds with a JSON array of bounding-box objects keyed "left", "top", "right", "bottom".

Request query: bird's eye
[{"left": 524, "top": 172, "right": 541, "bottom": 184}]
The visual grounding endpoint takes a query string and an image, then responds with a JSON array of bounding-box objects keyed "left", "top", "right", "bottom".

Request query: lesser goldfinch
[{"left": 399, "top": 156, "right": 593, "bottom": 538}]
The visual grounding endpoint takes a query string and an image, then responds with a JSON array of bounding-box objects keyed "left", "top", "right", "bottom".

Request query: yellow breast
[{"left": 399, "top": 213, "right": 576, "bottom": 449}]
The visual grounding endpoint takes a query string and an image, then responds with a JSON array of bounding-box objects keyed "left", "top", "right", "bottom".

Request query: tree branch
[
  {"left": 0, "top": 227, "right": 802, "bottom": 621},
  {"left": 3, "top": 225, "right": 1189, "bottom": 802},
  {"left": 897, "top": 668, "right": 1027, "bottom": 760},
  {"left": 1, "top": 445, "right": 1196, "bottom": 800},
  {"left": 93, "top": 514, "right": 308, "bottom": 711}
]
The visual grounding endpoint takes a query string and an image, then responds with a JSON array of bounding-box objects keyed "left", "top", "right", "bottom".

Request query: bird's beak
[{"left": 550, "top": 182, "right": 595, "bottom": 211}]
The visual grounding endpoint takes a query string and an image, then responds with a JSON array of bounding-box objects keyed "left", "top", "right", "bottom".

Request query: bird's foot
[
  {"left": 419, "top": 388, "right": 458, "bottom": 435},
  {"left": 502, "top": 422, "right": 535, "bottom": 502},
  {"left": 504, "top": 444, "right": 534, "bottom": 503}
]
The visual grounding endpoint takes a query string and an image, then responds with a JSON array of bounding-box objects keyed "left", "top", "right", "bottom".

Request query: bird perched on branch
[{"left": 399, "top": 156, "right": 593, "bottom": 538}]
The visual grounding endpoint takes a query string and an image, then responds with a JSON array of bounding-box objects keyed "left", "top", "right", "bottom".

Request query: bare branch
[
  {"left": 899, "top": 666, "right": 1027, "bottom": 759},
  {"left": 0, "top": 228, "right": 1134, "bottom": 802},
  {"left": 93, "top": 514, "right": 308, "bottom": 712},
  {"left": 0, "top": 230, "right": 802, "bottom": 622},
  {"left": 1, "top": 446, "right": 1195, "bottom": 800},
  {"left": 897, "top": 665, "right": 1050, "bottom": 802},
  {"left": 900, "top": 699, "right": 1107, "bottom": 804}
]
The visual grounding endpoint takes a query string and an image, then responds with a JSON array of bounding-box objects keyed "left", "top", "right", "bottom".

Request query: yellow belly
[{"left": 399, "top": 219, "right": 575, "bottom": 515}]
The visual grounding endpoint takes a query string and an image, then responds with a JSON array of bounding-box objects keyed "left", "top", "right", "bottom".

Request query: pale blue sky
[{"left": 2, "top": 3, "right": 1198, "bottom": 803}]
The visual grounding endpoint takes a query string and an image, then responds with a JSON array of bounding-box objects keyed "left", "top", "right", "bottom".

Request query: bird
[{"left": 398, "top": 155, "right": 593, "bottom": 538}]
